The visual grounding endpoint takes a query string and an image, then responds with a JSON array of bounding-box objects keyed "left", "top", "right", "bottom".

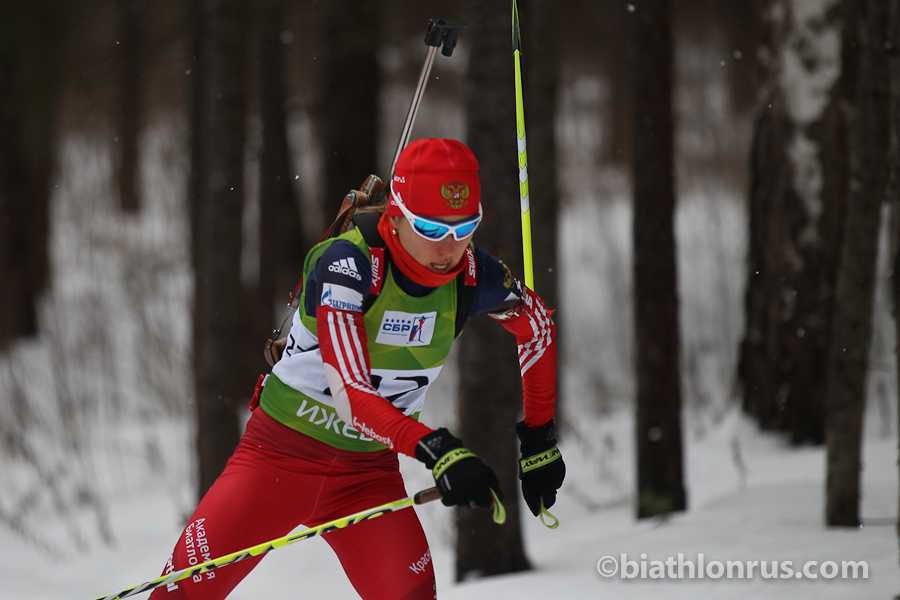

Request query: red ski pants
[{"left": 149, "top": 410, "right": 436, "bottom": 600}]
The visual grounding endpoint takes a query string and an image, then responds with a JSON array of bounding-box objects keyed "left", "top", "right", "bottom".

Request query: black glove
[
  {"left": 515, "top": 419, "right": 565, "bottom": 517},
  {"left": 415, "top": 428, "right": 503, "bottom": 510}
]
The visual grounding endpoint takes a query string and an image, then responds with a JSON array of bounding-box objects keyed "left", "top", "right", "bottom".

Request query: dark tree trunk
[
  {"left": 115, "top": 0, "right": 145, "bottom": 214},
  {"left": 318, "top": 0, "right": 381, "bottom": 214},
  {"left": 606, "top": 17, "right": 631, "bottom": 165},
  {"left": 888, "top": 0, "right": 900, "bottom": 574},
  {"left": 0, "top": 6, "right": 59, "bottom": 351},
  {"left": 629, "top": 0, "right": 686, "bottom": 519},
  {"left": 456, "top": 0, "right": 530, "bottom": 580},
  {"left": 188, "top": 0, "right": 204, "bottom": 272},
  {"left": 192, "top": 0, "right": 248, "bottom": 499},
  {"left": 738, "top": 0, "right": 846, "bottom": 445},
  {"left": 520, "top": 0, "right": 562, "bottom": 428},
  {"left": 825, "top": 0, "right": 890, "bottom": 527},
  {"left": 256, "top": 4, "right": 305, "bottom": 341}
]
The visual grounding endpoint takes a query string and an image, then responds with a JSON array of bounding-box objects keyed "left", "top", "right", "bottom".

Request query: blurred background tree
[
  {"left": 825, "top": 0, "right": 890, "bottom": 528},
  {"left": 0, "top": 1, "right": 75, "bottom": 350},
  {"left": 454, "top": 0, "right": 531, "bottom": 579},
  {"left": 114, "top": 0, "right": 147, "bottom": 214},
  {"left": 629, "top": 0, "right": 686, "bottom": 519},
  {"left": 191, "top": 0, "right": 250, "bottom": 497},
  {"left": 738, "top": 0, "right": 845, "bottom": 446}
]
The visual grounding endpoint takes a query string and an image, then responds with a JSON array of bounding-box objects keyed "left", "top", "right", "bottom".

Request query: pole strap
[
  {"left": 491, "top": 489, "right": 507, "bottom": 525},
  {"left": 539, "top": 500, "right": 559, "bottom": 529}
]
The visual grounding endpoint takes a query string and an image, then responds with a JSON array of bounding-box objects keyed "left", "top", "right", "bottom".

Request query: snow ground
[{"left": 1, "top": 405, "right": 895, "bottom": 600}]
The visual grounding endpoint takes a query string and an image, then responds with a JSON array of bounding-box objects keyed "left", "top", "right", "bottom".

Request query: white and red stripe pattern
[
  {"left": 515, "top": 287, "right": 554, "bottom": 374},
  {"left": 317, "top": 304, "right": 433, "bottom": 456},
  {"left": 489, "top": 286, "right": 557, "bottom": 428},
  {"left": 324, "top": 308, "right": 378, "bottom": 399}
]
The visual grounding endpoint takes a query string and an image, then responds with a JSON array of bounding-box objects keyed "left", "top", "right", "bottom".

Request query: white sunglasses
[{"left": 391, "top": 190, "right": 483, "bottom": 241}]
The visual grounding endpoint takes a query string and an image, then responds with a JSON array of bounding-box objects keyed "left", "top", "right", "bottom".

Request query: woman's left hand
[{"left": 515, "top": 419, "right": 565, "bottom": 517}]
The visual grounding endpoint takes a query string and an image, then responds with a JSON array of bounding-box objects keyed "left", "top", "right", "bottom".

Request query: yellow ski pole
[
  {"left": 92, "top": 488, "right": 442, "bottom": 600},
  {"left": 512, "top": 0, "right": 534, "bottom": 289},
  {"left": 512, "top": 1, "right": 561, "bottom": 530}
]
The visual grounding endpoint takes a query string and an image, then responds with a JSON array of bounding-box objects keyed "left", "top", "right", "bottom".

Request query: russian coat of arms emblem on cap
[{"left": 440, "top": 181, "right": 470, "bottom": 209}]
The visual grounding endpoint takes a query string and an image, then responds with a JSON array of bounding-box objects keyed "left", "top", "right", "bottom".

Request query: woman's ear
[{"left": 389, "top": 216, "right": 403, "bottom": 230}]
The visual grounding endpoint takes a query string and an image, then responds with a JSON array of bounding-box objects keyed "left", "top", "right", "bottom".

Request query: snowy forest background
[{"left": 2, "top": 0, "right": 900, "bottom": 598}]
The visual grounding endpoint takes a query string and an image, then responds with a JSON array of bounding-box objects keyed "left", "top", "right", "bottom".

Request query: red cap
[{"left": 389, "top": 139, "right": 481, "bottom": 217}]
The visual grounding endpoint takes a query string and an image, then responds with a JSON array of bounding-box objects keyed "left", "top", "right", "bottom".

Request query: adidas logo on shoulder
[{"left": 327, "top": 257, "right": 363, "bottom": 281}]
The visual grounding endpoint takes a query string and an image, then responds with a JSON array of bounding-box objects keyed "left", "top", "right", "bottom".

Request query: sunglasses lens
[
  {"left": 453, "top": 219, "right": 480, "bottom": 239},
  {"left": 413, "top": 219, "right": 450, "bottom": 240}
]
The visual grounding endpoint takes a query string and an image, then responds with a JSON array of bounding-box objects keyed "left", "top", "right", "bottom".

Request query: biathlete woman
[{"left": 150, "top": 138, "right": 565, "bottom": 600}]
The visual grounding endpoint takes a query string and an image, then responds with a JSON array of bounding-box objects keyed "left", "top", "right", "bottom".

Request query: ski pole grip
[
  {"left": 424, "top": 19, "right": 467, "bottom": 56},
  {"left": 414, "top": 486, "right": 442, "bottom": 505}
]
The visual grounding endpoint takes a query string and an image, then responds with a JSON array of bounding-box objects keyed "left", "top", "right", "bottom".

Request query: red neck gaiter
[{"left": 378, "top": 214, "right": 464, "bottom": 288}]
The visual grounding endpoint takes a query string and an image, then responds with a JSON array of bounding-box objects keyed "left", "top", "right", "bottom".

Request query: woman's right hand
[{"left": 414, "top": 428, "right": 503, "bottom": 510}]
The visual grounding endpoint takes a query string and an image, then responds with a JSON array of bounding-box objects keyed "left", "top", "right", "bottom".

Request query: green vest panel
[{"left": 261, "top": 230, "right": 458, "bottom": 452}]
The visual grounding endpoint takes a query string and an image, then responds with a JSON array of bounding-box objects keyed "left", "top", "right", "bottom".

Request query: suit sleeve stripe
[
  {"left": 336, "top": 312, "right": 377, "bottom": 393},
  {"left": 346, "top": 312, "right": 374, "bottom": 382},
  {"left": 518, "top": 312, "right": 547, "bottom": 364},
  {"left": 329, "top": 311, "right": 377, "bottom": 396},
  {"left": 327, "top": 311, "right": 369, "bottom": 397},
  {"left": 512, "top": 293, "right": 554, "bottom": 374},
  {"left": 326, "top": 311, "right": 354, "bottom": 384}
]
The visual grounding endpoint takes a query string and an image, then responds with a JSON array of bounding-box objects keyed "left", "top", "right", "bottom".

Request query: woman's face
[{"left": 389, "top": 214, "right": 472, "bottom": 274}]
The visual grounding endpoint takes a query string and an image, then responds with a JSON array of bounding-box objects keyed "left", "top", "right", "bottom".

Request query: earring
[{"left": 392, "top": 229, "right": 398, "bottom": 235}]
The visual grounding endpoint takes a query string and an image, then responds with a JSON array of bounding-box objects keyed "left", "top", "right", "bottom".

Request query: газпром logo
[{"left": 321, "top": 284, "right": 363, "bottom": 312}]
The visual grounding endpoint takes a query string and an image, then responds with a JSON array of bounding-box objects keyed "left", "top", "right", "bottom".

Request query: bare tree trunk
[
  {"left": 520, "top": 0, "right": 562, "bottom": 429},
  {"left": 188, "top": 0, "right": 204, "bottom": 273},
  {"left": 318, "top": 0, "right": 381, "bottom": 211},
  {"left": 825, "top": 0, "right": 890, "bottom": 527},
  {"left": 888, "top": 0, "right": 900, "bottom": 577},
  {"left": 718, "top": 1, "right": 759, "bottom": 115},
  {"left": 256, "top": 3, "right": 305, "bottom": 341},
  {"left": 0, "top": 55, "right": 43, "bottom": 349},
  {"left": 630, "top": 0, "right": 687, "bottom": 519},
  {"left": 193, "top": 0, "right": 248, "bottom": 499},
  {"left": 738, "top": 0, "right": 846, "bottom": 445},
  {"left": 115, "top": 0, "right": 145, "bottom": 214},
  {"left": 521, "top": 0, "right": 559, "bottom": 307},
  {"left": 456, "top": 0, "right": 531, "bottom": 580},
  {"left": 0, "top": 5, "right": 60, "bottom": 351}
]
